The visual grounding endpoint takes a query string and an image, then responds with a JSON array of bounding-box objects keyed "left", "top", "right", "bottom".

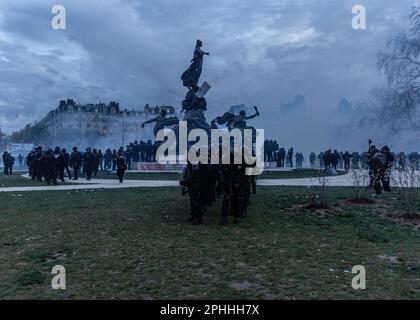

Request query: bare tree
[
  {"left": 345, "top": 6, "right": 420, "bottom": 142},
  {"left": 308, "top": 169, "right": 330, "bottom": 209},
  {"left": 349, "top": 169, "right": 370, "bottom": 200},
  {"left": 392, "top": 165, "right": 420, "bottom": 215},
  {"left": 318, "top": 169, "right": 330, "bottom": 208},
  {"left": 376, "top": 6, "right": 420, "bottom": 131}
]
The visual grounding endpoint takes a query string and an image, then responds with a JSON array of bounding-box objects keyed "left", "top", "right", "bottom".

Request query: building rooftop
[{"left": 40, "top": 100, "right": 176, "bottom": 121}]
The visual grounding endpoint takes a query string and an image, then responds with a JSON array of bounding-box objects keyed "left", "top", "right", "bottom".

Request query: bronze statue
[
  {"left": 232, "top": 106, "right": 260, "bottom": 129},
  {"left": 214, "top": 106, "right": 260, "bottom": 130},
  {"left": 180, "top": 40, "right": 211, "bottom": 132},
  {"left": 141, "top": 109, "right": 179, "bottom": 137},
  {"left": 181, "top": 40, "right": 210, "bottom": 90}
]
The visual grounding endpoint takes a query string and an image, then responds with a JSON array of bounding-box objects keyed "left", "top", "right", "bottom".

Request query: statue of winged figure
[{"left": 181, "top": 40, "right": 210, "bottom": 90}]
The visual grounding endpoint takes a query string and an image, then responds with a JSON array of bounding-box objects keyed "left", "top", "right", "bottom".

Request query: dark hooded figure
[
  {"left": 98, "top": 149, "right": 104, "bottom": 171},
  {"left": 8, "top": 153, "right": 15, "bottom": 175},
  {"left": 116, "top": 150, "right": 127, "bottom": 183},
  {"left": 93, "top": 148, "right": 100, "bottom": 177},
  {"left": 125, "top": 147, "right": 132, "bottom": 171},
  {"left": 287, "top": 148, "right": 294, "bottom": 168},
  {"left": 132, "top": 141, "right": 140, "bottom": 163},
  {"left": 62, "top": 148, "right": 72, "bottom": 180},
  {"left": 2, "top": 151, "right": 9, "bottom": 175},
  {"left": 145, "top": 140, "right": 153, "bottom": 162},
  {"left": 34, "top": 146, "right": 44, "bottom": 181},
  {"left": 27, "top": 149, "right": 37, "bottom": 180},
  {"left": 342, "top": 151, "right": 352, "bottom": 171},
  {"left": 309, "top": 152, "right": 316, "bottom": 168},
  {"left": 112, "top": 149, "right": 117, "bottom": 171},
  {"left": 18, "top": 154, "right": 23, "bottom": 167},
  {"left": 70, "top": 146, "right": 82, "bottom": 180},
  {"left": 367, "top": 145, "right": 394, "bottom": 194},
  {"left": 42, "top": 149, "right": 57, "bottom": 185},
  {"left": 83, "top": 147, "right": 96, "bottom": 181},
  {"left": 53, "top": 146, "right": 65, "bottom": 182},
  {"left": 104, "top": 148, "right": 112, "bottom": 170},
  {"left": 277, "top": 148, "right": 286, "bottom": 167}
]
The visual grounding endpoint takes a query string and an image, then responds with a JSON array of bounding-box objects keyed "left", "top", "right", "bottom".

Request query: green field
[
  {"left": 1, "top": 184, "right": 419, "bottom": 299},
  {"left": 96, "top": 171, "right": 182, "bottom": 181},
  {"left": 0, "top": 172, "right": 76, "bottom": 187}
]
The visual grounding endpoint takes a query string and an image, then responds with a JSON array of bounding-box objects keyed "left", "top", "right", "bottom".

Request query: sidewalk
[{"left": 0, "top": 172, "right": 353, "bottom": 193}]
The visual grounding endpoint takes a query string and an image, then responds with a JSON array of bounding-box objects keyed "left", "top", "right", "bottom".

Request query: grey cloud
[{"left": 0, "top": 0, "right": 417, "bottom": 151}]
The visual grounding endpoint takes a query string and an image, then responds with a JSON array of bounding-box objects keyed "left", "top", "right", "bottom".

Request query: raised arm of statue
[
  {"left": 243, "top": 107, "right": 260, "bottom": 120},
  {"left": 141, "top": 117, "right": 158, "bottom": 128},
  {"left": 197, "top": 47, "right": 210, "bottom": 56}
]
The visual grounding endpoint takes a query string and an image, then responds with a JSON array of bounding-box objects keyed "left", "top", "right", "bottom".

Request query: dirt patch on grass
[
  {"left": 230, "top": 281, "right": 253, "bottom": 291},
  {"left": 378, "top": 254, "right": 404, "bottom": 264},
  {"left": 291, "top": 203, "right": 343, "bottom": 216},
  {"left": 345, "top": 198, "right": 376, "bottom": 205},
  {"left": 302, "top": 203, "right": 332, "bottom": 210},
  {"left": 386, "top": 213, "right": 420, "bottom": 226}
]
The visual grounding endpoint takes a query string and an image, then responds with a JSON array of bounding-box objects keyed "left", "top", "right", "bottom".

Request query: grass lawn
[
  {"left": 0, "top": 172, "right": 41, "bottom": 187},
  {"left": 0, "top": 172, "right": 77, "bottom": 188},
  {"left": 96, "top": 171, "right": 183, "bottom": 181},
  {"left": 1, "top": 185, "right": 419, "bottom": 299}
]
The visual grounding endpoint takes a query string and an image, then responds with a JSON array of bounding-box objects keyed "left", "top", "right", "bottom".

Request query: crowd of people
[
  {"left": 180, "top": 157, "right": 256, "bottom": 226},
  {"left": 1, "top": 138, "right": 419, "bottom": 197},
  {"left": 263, "top": 139, "right": 420, "bottom": 173},
  {"left": 310, "top": 150, "right": 357, "bottom": 171},
  {"left": 263, "top": 142, "right": 305, "bottom": 168},
  {"left": 310, "top": 150, "right": 420, "bottom": 172},
  {"left": 25, "top": 145, "right": 128, "bottom": 185},
  {"left": 264, "top": 142, "right": 357, "bottom": 170},
  {"left": 262, "top": 140, "right": 398, "bottom": 195},
  {"left": 0, "top": 139, "right": 166, "bottom": 185}
]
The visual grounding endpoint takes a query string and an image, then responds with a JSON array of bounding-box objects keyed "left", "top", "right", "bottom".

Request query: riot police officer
[
  {"left": 83, "top": 147, "right": 96, "bottom": 181},
  {"left": 367, "top": 144, "right": 394, "bottom": 194},
  {"left": 62, "top": 148, "right": 72, "bottom": 180},
  {"left": 42, "top": 149, "right": 57, "bottom": 185},
  {"left": 70, "top": 146, "right": 82, "bottom": 180},
  {"left": 53, "top": 146, "right": 65, "bottom": 182}
]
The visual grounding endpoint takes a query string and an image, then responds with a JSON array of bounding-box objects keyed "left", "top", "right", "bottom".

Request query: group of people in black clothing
[
  {"left": 2, "top": 138, "right": 419, "bottom": 197},
  {"left": 395, "top": 152, "right": 420, "bottom": 170},
  {"left": 264, "top": 142, "right": 300, "bottom": 168},
  {"left": 19, "top": 139, "right": 166, "bottom": 185},
  {"left": 263, "top": 144, "right": 385, "bottom": 172},
  {"left": 99, "top": 140, "right": 160, "bottom": 171},
  {"left": 26, "top": 145, "right": 128, "bottom": 185},
  {"left": 117, "top": 140, "right": 160, "bottom": 169},
  {"left": 309, "top": 150, "right": 355, "bottom": 171}
]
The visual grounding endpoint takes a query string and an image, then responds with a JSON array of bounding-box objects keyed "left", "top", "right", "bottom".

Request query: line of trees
[
  {"left": 376, "top": 5, "right": 420, "bottom": 134},
  {"left": 341, "top": 5, "right": 420, "bottom": 149}
]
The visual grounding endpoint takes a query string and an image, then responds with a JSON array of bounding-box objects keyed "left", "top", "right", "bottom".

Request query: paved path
[
  {"left": 0, "top": 172, "right": 354, "bottom": 193},
  {"left": 257, "top": 174, "right": 352, "bottom": 187}
]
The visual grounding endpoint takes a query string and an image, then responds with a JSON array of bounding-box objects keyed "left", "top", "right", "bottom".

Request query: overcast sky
[{"left": 0, "top": 0, "right": 417, "bottom": 137}]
